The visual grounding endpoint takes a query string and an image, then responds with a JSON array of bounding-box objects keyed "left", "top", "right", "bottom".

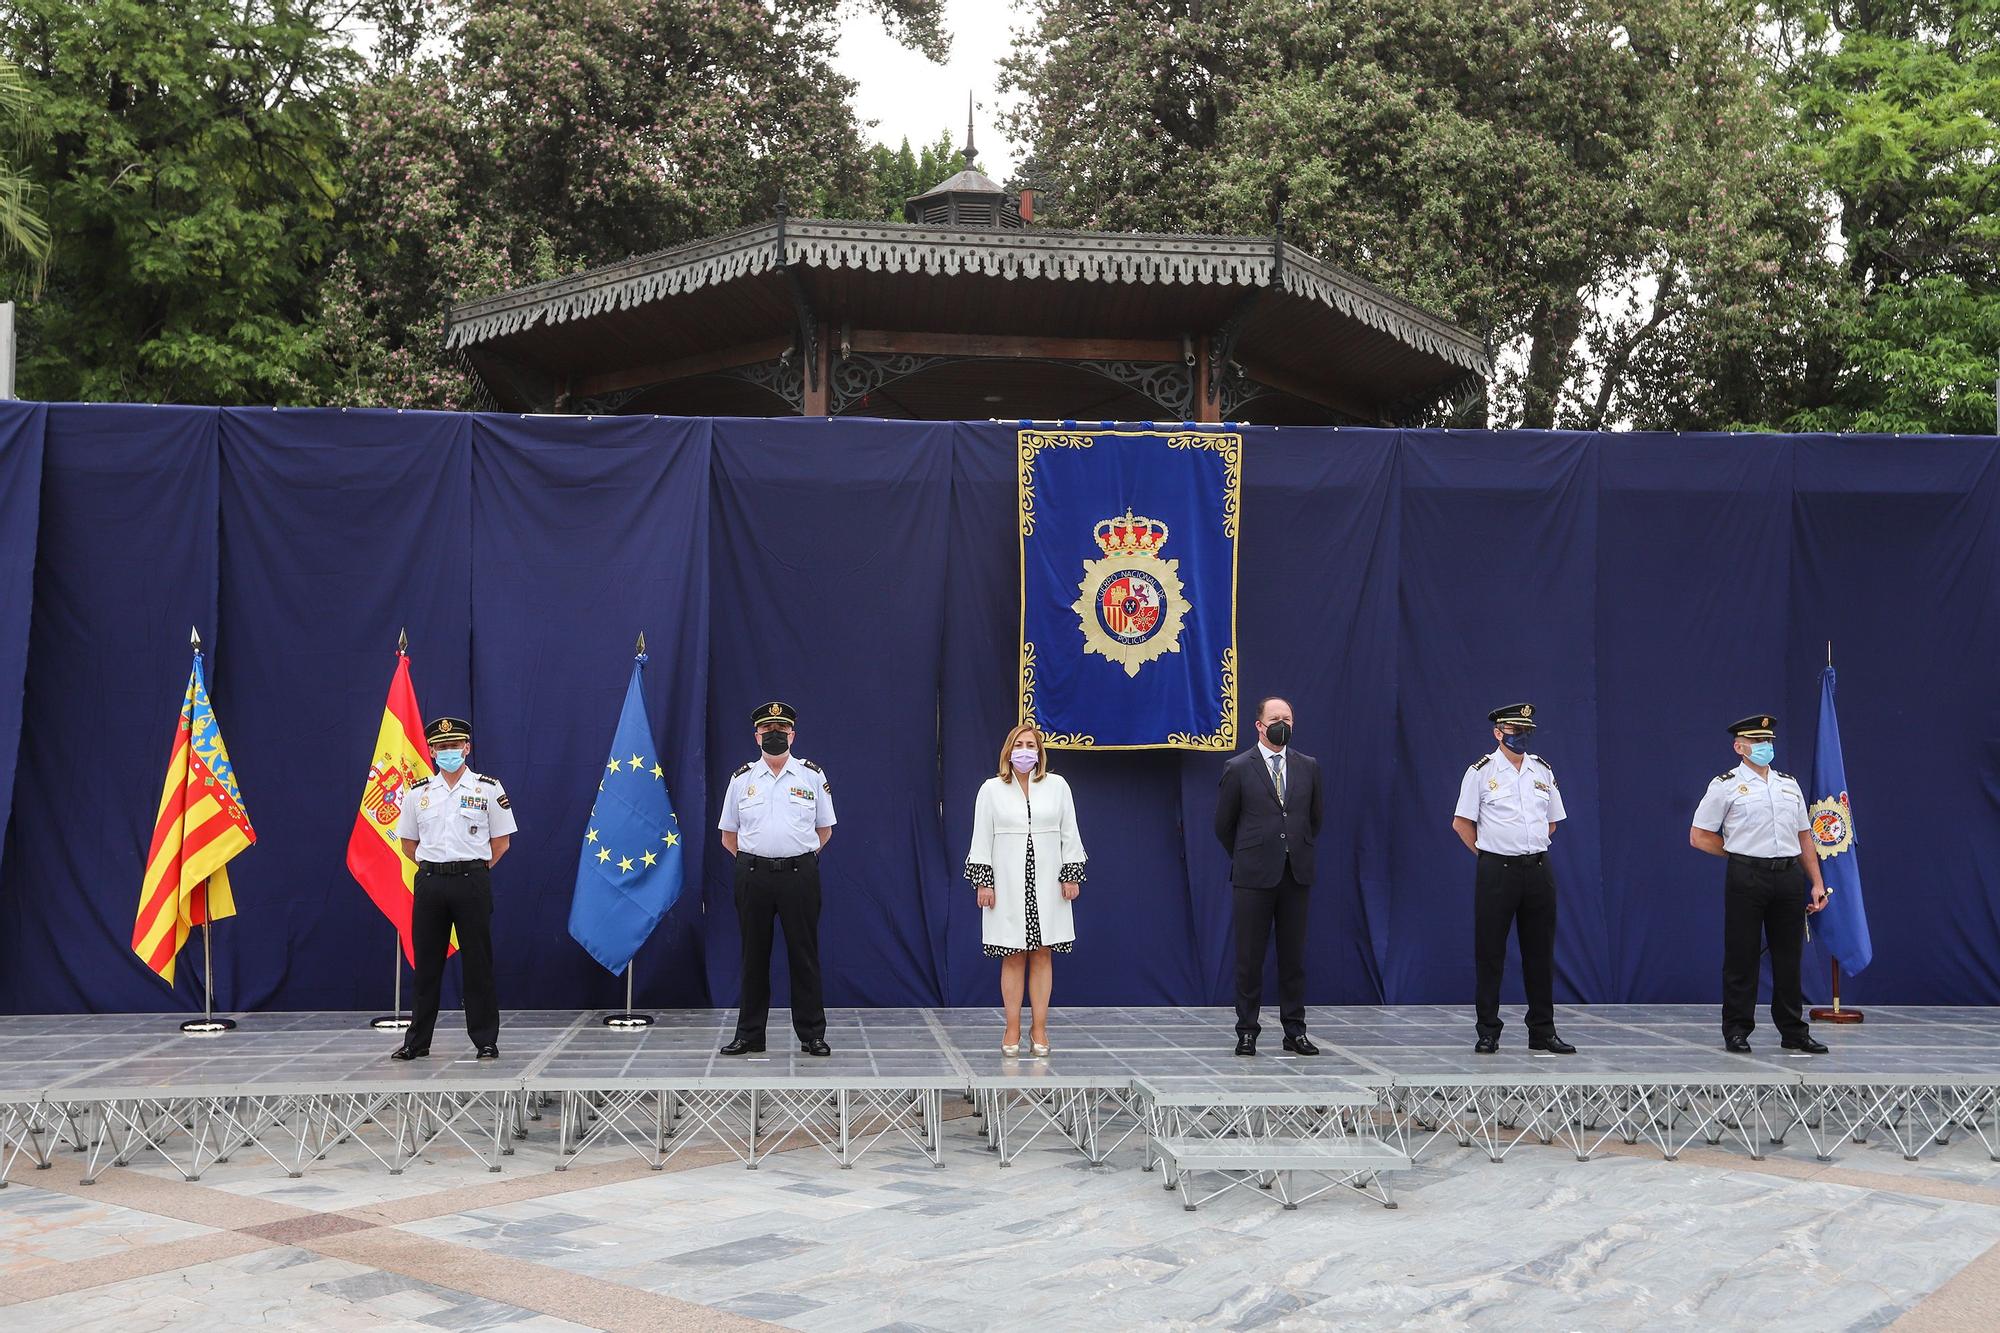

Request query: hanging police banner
[{"left": 1018, "top": 428, "right": 1240, "bottom": 749}]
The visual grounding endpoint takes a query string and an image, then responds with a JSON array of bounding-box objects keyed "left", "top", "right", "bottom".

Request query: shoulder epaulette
[
  {"left": 731, "top": 762, "right": 753, "bottom": 779},
  {"left": 1773, "top": 769, "right": 1794, "bottom": 782},
  {"left": 1530, "top": 755, "right": 1558, "bottom": 785},
  {"left": 477, "top": 774, "right": 500, "bottom": 786},
  {"left": 800, "top": 759, "right": 825, "bottom": 774},
  {"left": 1715, "top": 771, "right": 1737, "bottom": 784},
  {"left": 1471, "top": 755, "right": 1492, "bottom": 771}
]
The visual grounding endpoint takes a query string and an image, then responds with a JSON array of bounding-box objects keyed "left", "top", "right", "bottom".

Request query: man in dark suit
[{"left": 1214, "top": 697, "right": 1324, "bottom": 1056}]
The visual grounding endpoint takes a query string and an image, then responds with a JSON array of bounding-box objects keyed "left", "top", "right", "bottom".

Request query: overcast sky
[{"left": 834, "top": 1, "right": 1025, "bottom": 179}]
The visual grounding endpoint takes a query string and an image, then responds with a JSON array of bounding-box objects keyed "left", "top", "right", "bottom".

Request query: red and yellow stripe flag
[
  {"left": 346, "top": 652, "right": 450, "bottom": 965},
  {"left": 134, "top": 647, "right": 255, "bottom": 984}
]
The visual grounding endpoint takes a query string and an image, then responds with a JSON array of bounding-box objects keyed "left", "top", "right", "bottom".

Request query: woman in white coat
[{"left": 965, "top": 723, "right": 1086, "bottom": 1056}]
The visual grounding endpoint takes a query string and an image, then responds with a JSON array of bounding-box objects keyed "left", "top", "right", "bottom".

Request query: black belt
[
  {"left": 418, "top": 859, "right": 487, "bottom": 876},
  {"left": 740, "top": 852, "right": 814, "bottom": 872},
  {"left": 1728, "top": 853, "right": 1798, "bottom": 872},
  {"left": 1477, "top": 850, "right": 1547, "bottom": 866}
]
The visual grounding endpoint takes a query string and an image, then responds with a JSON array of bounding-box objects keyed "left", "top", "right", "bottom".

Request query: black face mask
[
  {"left": 1263, "top": 720, "right": 1291, "bottom": 747},
  {"left": 760, "top": 731, "right": 790, "bottom": 756}
]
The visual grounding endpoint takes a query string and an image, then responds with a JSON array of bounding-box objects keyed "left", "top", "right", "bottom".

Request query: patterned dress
[{"left": 967, "top": 786, "right": 1086, "bottom": 957}]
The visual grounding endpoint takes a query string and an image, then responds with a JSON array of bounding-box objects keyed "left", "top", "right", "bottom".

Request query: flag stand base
[
  {"left": 1809, "top": 1007, "right": 1864, "bottom": 1024},
  {"left": 370, "top": 1016, "right": 412, "bottom": 1031},
  {"left": 180, "top": 1017, "right": 236, "bottom": 1035},
  {"left": 603, "top": 1012, "right": 653, "bottom": 1029}
]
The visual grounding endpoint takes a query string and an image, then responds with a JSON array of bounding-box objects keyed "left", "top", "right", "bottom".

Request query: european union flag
[
  {"left": 568, "top": 657, "right": 683, "bottom": 975},
  {"left": 1810, "top": 664, "right": 1872, "bottom": 975}
]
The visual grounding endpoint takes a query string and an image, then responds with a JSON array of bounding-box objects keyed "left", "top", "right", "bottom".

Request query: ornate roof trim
[{"left": 446, "top": 219, "right": 1489, "bottom": 376}]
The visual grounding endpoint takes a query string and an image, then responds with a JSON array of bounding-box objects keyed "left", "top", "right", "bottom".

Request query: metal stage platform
[{"left": 2, "top": 1006, "right": 1996, "bottom": 1192}]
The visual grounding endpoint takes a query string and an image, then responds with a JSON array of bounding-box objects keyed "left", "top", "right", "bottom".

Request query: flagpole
[
  {"left": 603, "top": 631, "right": 655, "bottom": 1031},
  {"left": 180, "top": 914, "right": 235, "bottom": 1034},
  {"left": 178, "top": 627, "right": 235, "bottom": 1036},
  {"left": 371, "top": 933, "right": 411, "bottom": 1030},
  {"left": 1808, "top": 639, "right": 1864, "bottom": 1025}
]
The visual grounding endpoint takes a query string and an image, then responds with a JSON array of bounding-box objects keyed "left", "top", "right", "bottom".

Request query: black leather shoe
[
  {"left": 1724, "top": 1036, "right": 1753, "bottom": 1053},
  {"left": 389, "top": 1045, "right": 428, "bottom": 1061},
  {"left": 719, "top": 1036, "right": 765, "bottom": 1056},
  {"left": 801, "top": 1039, "right": 831, "bottom": 1057},
  {"left": 1234, "top": 1034, "right": 1257, "bottom": 1057},
  {"left": 1282, "top": 1035, "right": 1320, "bottom": 1056},
  {"left": 1473, "top": 1036, "right": 1499, "bottom": 1054},
  {"left": 1781, "top": 1036, "right": 1829, "bottom": 1054},
  {"left": 1530, "top": 1036, "right": 1577, "bottom": 1054},
  {"left": 476, "top": 1044, "right": 499, "bottom": 1060}
]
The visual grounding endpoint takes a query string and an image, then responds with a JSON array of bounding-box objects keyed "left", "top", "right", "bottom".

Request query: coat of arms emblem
[{"left": 1071, "top": 509, "right": 1190, "bottom": 677}]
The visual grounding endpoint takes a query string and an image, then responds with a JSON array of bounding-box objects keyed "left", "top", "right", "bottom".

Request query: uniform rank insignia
[
  {"left": 732, "top": 762, "right": 753, "bottom": 778},
  {"left": 1071, "top": 510, "right": 1189, "bottom": 678},
  {"left": 497, "top": 794, "right": 510, "bottom": 809},
  {"left": 1473, "top": 755, "right": 1492, "bottom": 771}
]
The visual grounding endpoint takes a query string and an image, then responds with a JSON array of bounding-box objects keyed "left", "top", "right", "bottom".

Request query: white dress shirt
[
  {"left": 718, "top": 753, "right": 836, "bottom": 856},
  {"left": 397, "top": 769, "right": 517, "bottom": 863},
  {"left": 1693, "top": 764, "right": 1809, "bottom": 858},
  {"left": 1454, "top": 748, "right": 1566, "bottom": 854}
]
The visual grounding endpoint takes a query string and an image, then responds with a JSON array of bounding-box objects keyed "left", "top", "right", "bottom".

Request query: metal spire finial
[
  {"left": 963, "top": 91, "right": 977, "bottom": 168},
  {"left": 635, "top": 631, "right": 647, "bottom": 657},
  {"left": 189, "top": 625, "right": 201, "bottom": 650},
  {"left": 398, "top": 627, "right": 408, "bottom": 655}
]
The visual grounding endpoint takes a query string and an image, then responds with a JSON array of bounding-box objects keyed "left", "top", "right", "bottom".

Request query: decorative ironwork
[
  {"left": 571, "top": 386, "right": 648, "bottom": 415},
  {"left": 719, "top": 355, "right": 804, "bottom": 412},
  {"left": 1074, "top": 360, "right": 1195, "bottom": 419},
  {"left": 1391, "top": 369, "right": 1487, "bottom": 427},
  {"left": 830, "top": 352, "right": 951, "bottom": 415}
]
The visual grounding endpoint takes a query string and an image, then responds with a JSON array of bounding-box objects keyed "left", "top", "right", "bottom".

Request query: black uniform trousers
[
  {"left": 1233, "top": 863, "right": 1309, "bottom": 1039},
  {"left": 1474, "top": 850, "right": 1558, "bottom": 1042},
  {"left": 732, "top": 852, "right": 825, "bottom": 1044},
  {"left": 406, "top": 861, "right": 499, "bottom": 1052},
  {"left": 1721, "top": 854, "right": 1810, "bottom": 1042}
]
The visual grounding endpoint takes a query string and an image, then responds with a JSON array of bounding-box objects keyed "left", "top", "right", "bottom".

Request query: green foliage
[
  {"left": 324, "top": 0, "right": 949, "bottom": 407},
  {"left": 0, "top": 0, "right": 359, "bottom": 404},
  {"left": 0, "top": 56, "right": 51, "bottom": 291},
  {"left": 858, "top": 133, "right": 963, "bottom": 222}
]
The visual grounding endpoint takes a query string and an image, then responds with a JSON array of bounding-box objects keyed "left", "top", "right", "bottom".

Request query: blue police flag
[
  {"left": 1809, "top": 664, "right": 1872, "bottom": 975},
  {"left": 568, "top": 655, "right": 683, "bottom": 974},
  {"left": 1018, "top": 427, "right": 1241, "bottom": 750}
]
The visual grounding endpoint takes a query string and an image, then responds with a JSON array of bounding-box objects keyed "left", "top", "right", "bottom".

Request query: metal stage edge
[{"left": 1, "top": 1006, "right": 1996, "bottom": 1191}]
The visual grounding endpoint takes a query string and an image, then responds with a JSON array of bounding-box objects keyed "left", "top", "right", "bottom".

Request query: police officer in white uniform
[
  {"left": 392, "top": 717, "right": 516, "bottom": 1060},
  {"left": 1452, "top": 703, "right": 1576, "bottom": 1054},
  {"left": 1691, "top": 713, "right": 1829, "bottom": 1053},
  {"left": 718, "top": 701, "right": 837, "bottom": 1056}
]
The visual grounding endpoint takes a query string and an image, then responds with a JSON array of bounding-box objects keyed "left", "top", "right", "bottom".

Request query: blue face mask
[
  {"left": 434, "top": 749, "right": 466, "bottom": 773},
  {"left": 1748, "top": 741, "right": 1774, "bottom": 767},
  {"left": 1500, "top": 732, "right": 1530, "bottom": 755}
]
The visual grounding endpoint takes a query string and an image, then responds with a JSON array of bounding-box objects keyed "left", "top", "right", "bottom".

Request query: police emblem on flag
[
  {"left": 1071, "top": 510, "right": 1189, "bottom": 677},
  {"left": 1810, "top": 791, "right": 1854, "bottom": 859}
]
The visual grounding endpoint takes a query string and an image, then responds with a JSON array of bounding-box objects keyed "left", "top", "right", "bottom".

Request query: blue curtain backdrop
[{"left": 0, "top": 407, "right": 1995, "bottom": 1012}]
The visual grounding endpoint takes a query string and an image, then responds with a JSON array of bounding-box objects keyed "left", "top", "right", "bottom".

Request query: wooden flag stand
[
  {"left": 1810, "top": 958, "right": 1865, "bottom": 1024},
  {"left": 179, "top": 918, "right": 236, "bottom": 1034},
  {"left": 371, "top": 933, "right": 411, "bottom": 1030}
]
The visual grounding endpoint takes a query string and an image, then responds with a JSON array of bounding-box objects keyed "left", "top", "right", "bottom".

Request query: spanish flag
[
  {"left": 134, "top": 640, "right": 255, "bottom": 984},
  {"left": 346, "top": 650, "right": 448, "bottom": 964}
]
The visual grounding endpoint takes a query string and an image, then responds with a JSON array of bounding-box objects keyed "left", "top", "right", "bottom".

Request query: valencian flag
[
  {"left": 134, "top": 637, "right": 254, "bottom": 984},
  {"left": 569, "top": 651, "right": 683, "bottom": 974},
  {"left": 346, "top": 649, "right": 447, "bottom": 965},
  {"left": 1018, "top": 427, "right": 1241, "bottom": 749},
  {"left": 1810, "top": 664, "right": 1873, "bottom": 974}
]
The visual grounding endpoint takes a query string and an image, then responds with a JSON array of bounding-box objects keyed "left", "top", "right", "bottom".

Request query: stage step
[{"left": 1152, "top": 1135, "right": 1411, "bottom": 1212}]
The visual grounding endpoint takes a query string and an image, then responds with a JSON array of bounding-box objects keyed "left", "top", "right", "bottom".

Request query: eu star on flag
[{"left": 568, "top": 650, "right": 683, "bottom": 975}]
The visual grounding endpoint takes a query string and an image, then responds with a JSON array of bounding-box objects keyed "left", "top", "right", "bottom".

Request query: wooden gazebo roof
[{"left": 448, "top": 213, "right": 1489, "bottom": 425}]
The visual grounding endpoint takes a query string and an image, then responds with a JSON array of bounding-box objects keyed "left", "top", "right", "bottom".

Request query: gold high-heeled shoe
[
  {"left": 1030, "top": 1039, "right": 1051, "bottom": 1057},
  {"left": 1002, "top": 1038, "right": 1021, "bottom": 1056}
]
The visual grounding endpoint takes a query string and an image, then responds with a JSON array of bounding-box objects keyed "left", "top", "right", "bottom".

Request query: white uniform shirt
[
  {"left": 1692, "top": 764, "right": 1809, "bottom": 858},
  {"left": 718, "top": 754, "right": 836, "bottom": 856},
  {"left": 1454, "top": 749, "right": 1566, "bottom": 854},
  {"left": 397, "top": 769, "right": 517, "bottom": 863}
]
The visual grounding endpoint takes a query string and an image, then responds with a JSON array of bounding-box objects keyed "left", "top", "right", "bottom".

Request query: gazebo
[{"left": 447, "top": 134, "right": 1489, "bottom": 425}]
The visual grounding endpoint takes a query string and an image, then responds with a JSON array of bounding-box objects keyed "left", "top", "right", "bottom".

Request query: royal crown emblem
[
  {"left": 1071, "top": 509, "right": 1190, "bottom": 677},
  {"left": 1809, "top": 791, "right": 1854, "bottom": 859},
  {"left": 361, "top": 756, "right": 416, "bottom": 828}
]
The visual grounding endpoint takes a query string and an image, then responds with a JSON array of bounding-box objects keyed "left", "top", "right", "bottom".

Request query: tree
[
  {"left": 1004, "top": 0, "right": 1806, "bottom": 429},
  {"left": 324, "top": 0, "right": 949, "bottom": 408},
  {"left": 0, "top": 0, "right": 359, "bottom": 404},
  {"left": 0, "top": 56, "right": 51, "bottom": 293},
  {"left": 859, "top": 132, "right": 963, "bottom": 222}
]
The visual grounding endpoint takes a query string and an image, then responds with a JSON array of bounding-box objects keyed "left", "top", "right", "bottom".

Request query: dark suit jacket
[{"left": 1214, "top": 745, "right": 1324, "bottom": 888}]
